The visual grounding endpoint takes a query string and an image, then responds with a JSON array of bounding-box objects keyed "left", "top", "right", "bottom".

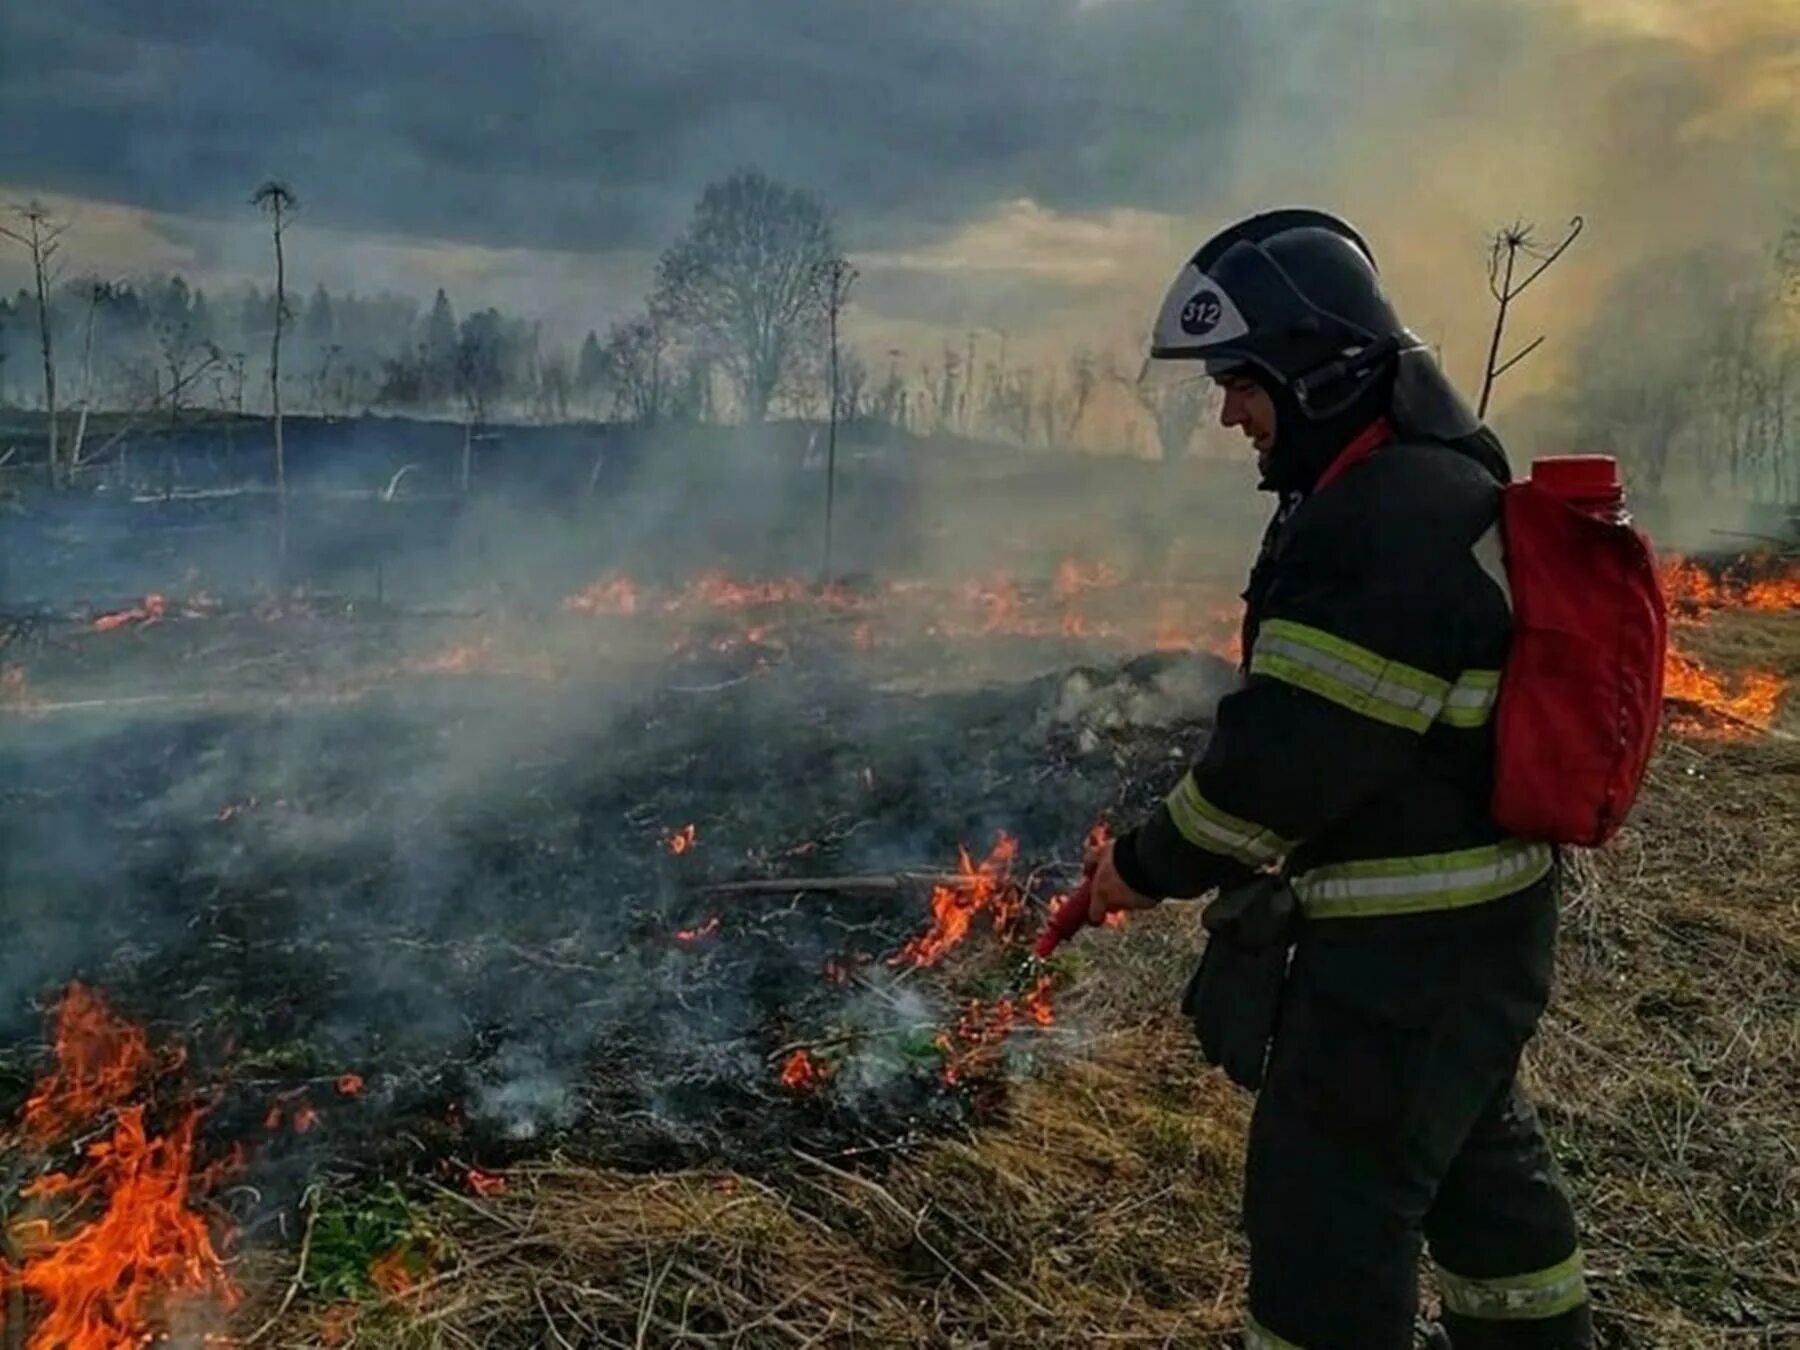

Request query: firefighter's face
[{"left": 1217, "top": 374, "right": 1278, "bottom": 474}]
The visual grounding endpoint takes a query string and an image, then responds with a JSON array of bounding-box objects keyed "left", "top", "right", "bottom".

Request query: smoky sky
[{"left": 0, "top": 0, "right": 1279, "bottom": 252}]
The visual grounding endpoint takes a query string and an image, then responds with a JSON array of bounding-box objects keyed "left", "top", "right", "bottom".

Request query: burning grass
[{"left": 2, "top": 552, "right": 1797, "bottom": 1346}]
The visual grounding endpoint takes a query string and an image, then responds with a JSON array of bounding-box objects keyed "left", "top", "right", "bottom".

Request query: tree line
[{"left": 6, "top": 180, "right": 1796, "bottom": 502}]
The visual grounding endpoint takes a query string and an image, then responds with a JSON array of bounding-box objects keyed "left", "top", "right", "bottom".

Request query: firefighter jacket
[{"left": 1112, "top": 435, "right": 1549, "bottom": 920}]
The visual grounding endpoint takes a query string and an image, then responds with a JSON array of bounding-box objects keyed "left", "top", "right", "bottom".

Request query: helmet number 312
[{"left": 1179, "top": 290, "right": 1223, "bottom": 337}]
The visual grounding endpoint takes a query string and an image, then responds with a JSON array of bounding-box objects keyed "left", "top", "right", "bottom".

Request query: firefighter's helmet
[{"left": 1149, "top": 208, "right": 1414, "bottom": 420}]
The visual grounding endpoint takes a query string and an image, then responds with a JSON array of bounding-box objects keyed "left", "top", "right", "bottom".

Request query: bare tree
[
  {"left": 818, "top": 258, "right": 857, "bottom": 582},
  {"left": 1478, "top": 216, "right": 1583, "bottom": 418},
  {"left": 0, "top": 202, "right": 71, "bottom": 486},
  {"left": 455, "top": 309, "right": 505, "bottom": 493},
  {"left": 652, "top": 171, "right": 839, "bottom": 423},
  {"left": 601, "top": 313, "right": 673, "bottom": 424},
  {"left": 69, "top": 279, "right": 114, "bottom": 476},
  {"left": 252, "top": 180, "right": 296, "bottom": 546},
  {"left": 1120, "top": 361, "right": 1215, "bottom": 460},
  {"left": 1064, "top": 348, "right": 1099, "bottom": 444}
]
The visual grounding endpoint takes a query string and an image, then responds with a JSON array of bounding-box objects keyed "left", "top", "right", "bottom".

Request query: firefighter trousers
[{"left": 1241, "top": 879, "right": 1592, "bottom": 1349}]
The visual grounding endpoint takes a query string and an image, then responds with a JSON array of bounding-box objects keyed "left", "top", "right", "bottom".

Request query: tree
[
  {"left": 601, "top": 313, "right": 672, "bottom": 424},
  {"left": 817, "top": 258, "right": 857, "bottom": 582},
  {"left": 424, "top": 289, "right": 458, "bottom": 403},
  {"left": 455, "top": 308, "right": 505, "bottom": 493},
  {"left": 1478, "top": 216, "right": 1583, "bottom": 418},
  {"left": 576, "top": 329, "right": 605, "bottom": 412},
  {"left": 69, "top": 279, "right": 115, "bottom": 475},
  {"left": 251, "top": 180, "right": 296, "bottom": 547},
  {"left": 0, "top": 202, "right": 71, "bottom": 486},
  {"left": 1124, "top": 364, "right": 1215, "bottom": 460},
  {"left": 652, "top": 171, "right": 839, "bottom": 423}
]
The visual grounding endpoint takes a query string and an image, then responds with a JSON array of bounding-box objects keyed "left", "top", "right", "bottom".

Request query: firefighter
[{"left": 1086, "top": 210, "right": 1592, "bottom": 1349}]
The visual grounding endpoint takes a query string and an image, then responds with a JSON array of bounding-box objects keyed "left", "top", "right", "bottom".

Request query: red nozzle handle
[{"left": 1033, "top": 876, "right": 1096, "bottom": 959}]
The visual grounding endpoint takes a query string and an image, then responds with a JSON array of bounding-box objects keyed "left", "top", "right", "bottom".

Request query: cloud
[
  {"left": 0, "top": 0, "right": 1253, "bottom": 254},
  {"left": 1, "top": 0, "right": 1795, "bottom": 402}
]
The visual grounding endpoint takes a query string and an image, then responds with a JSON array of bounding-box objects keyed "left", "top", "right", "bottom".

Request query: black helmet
[
  {"left": 1149, "top": 208, "right": 1405, "bottom": 418},
  {"left": 1148, "top": 207, "right": 1487, "bottom": 487}
]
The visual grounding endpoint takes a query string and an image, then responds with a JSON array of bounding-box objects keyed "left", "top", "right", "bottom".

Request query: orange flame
[
  {"left": 336, "top": 1073, "right": 364, "bottom": 1098},
  {"left": 1662, "top": 555, "right": 1800, "bottom": 615},
  {"left": 8, "top": 983, "right": 239, "bottom": 1349},
  {"left": 369, "top": 1246, "right": 417, "bottom": 1297},
  {"left": 667, "top": 824, "right": 697, "bottom": 855},
  {"left": 1664, "top": 643, "right": 1785, "bottom": 738},
  {"left": 893, "top": 832, "right": 1022, "bottom": 967},
  {"left": 92, "top": 594, "right": 167, "bottom": 633},
  {"left": 562, "top": 575, "right": 641, "bottom": 615},
  {"left": 466, "top": 1168, "right": 507, "bottom": 1197},
  {"left": 779, "top": 1048, "right": 829, "bottom": 1092},
  {"left": 674, "top": 916, "right": 720, "bottom": 944}
]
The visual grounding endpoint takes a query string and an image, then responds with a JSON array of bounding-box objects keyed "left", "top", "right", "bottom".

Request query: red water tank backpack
[{"left": 1490, "top": 455, "right": 1668, "bottom": 847}]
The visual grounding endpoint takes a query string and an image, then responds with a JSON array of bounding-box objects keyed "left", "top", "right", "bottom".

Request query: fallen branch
[{"left": 699, "top": 872, "right": 966, "bottom": 897}]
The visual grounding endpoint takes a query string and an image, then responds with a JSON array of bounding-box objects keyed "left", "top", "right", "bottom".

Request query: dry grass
[{"left": 247, "top": 614, "right": 1800, "bottom": 1349}]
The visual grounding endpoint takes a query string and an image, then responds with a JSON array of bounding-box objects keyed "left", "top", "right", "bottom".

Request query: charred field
[{"left": 1, "top": 453, "right": 1797, "bottom": 1348}]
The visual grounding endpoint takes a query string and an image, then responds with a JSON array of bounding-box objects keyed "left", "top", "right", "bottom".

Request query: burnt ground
[{"left": 0, "top": 587, "right": 1238, "bottom": 1296}]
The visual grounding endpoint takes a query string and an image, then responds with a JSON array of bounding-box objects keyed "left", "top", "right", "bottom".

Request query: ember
[
  {"left": 7, "top": 983, "right": 239, "bottom": 1349},
  {"left": 336, "top": 1073, "right": 365, "bottom": 1097},
  {"left": 667, "top": 823, "right": 698, "bottom": 855},
  {"left": 674, "top": 915, "right": 720, "bottom": 943},
  {"left": 466, "top": 1168, "right": 507, "bottom": 1197},
  {"left": 779, "top": 1048, "right": 830, "bottom": 1092}
]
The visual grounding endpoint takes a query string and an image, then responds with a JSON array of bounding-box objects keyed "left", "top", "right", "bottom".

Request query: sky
[{"left": 2, "top": 0, "right": 1797, "bottom": 408}]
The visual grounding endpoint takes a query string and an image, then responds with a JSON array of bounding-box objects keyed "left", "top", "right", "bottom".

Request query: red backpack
[{"left": 1490, "top": 456, "right": 1667, "bottom": 847}]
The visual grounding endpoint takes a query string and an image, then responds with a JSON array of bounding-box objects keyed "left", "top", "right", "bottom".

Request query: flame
[
  {"left": 1019, "top": 975, "right": 1056, "bottom": 1027},
  {"left": 368, "top": 1246, "right": 417, "bottom": 1297},
  {"left": 466, "top": 1168, "right": 507, "bottom": 1197},
  {"left": 779, "top": 1048, "right": 829, "bottom": 1092},
  {"left": 667, "top": 824, "right": 697, "bottom": 855},
  {"left": 1664, "top": 642, "right": 1785, "bottom": 738},
  {"left": 892, "top": 832, "right": 1022, "bottom": 967},
  {"left": 673, "top": 916, "right": 720, "bottom": 944},
  {"left": 560, "top": 566, "right": 1245, "bottom": 663},
  {"left": 562, "top": 575, "right": 641, "bottom": 615},
  {"left": 935, "top": 991, "right": 1035, "bottom": 1087},
  {"left": 91, "top": 593, "right": 168, "bottom": 633},
  {"left": 1662, "top": 555, "right": 1800, "bottom": 614},
  {"left": 336, "top": 1073, "right": 364, "bottom": 1098},
  {"left": 7, "top": 983, "right": 239, "bottom": 1349},
  {"left": 20, "top": 984, "right": 151, "bottom": 1142},
  {"left": 1053, "top": 558, "right": 1120, "bottom": 603}
]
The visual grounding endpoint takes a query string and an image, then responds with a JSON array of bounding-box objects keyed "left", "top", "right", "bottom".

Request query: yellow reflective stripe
[
  {"left": 1251, "top": 619, "right": 1449, "bottom": 733},
  {"left": 1244, "top": 1313, "right": 1305, "bottom": 1349},
  {"left": 1292, "top": 840, "right": 1553, "bottom": 919},
  {"left": 1164, "top": 772, "right": 1294, "bottom": 865},
  {"left": 1440, "top": 669, "right": 1501, "bottom": 728},
  {"left": 1435, "top": 1249, "right": 1588, "bottom": 1321}
]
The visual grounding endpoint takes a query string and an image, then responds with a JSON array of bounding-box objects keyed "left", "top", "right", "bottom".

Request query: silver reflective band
[
  {"left": 1435, "top": 1250, "right": 1588, "bottom": 1321},
  {"left": 1440, "top": 669, "right": 1501, "bottom": 728},
  {"left": 1244, "top": 1314, "right": 1304, "bottom": 1349},
  {"left": 1250, "top": 620, "right": 1449, "bottom": 733},
  {"left": 1165, "top": 772, "right": 1294, "bottom": 865},
  {"left": 1292, "top": 840, "right": 1553, "bottom": 919}
]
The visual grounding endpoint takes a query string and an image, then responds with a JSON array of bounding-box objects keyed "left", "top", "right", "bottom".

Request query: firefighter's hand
[{"left": 1085, "top": 840, "right": 1160, "bottom": 923}]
